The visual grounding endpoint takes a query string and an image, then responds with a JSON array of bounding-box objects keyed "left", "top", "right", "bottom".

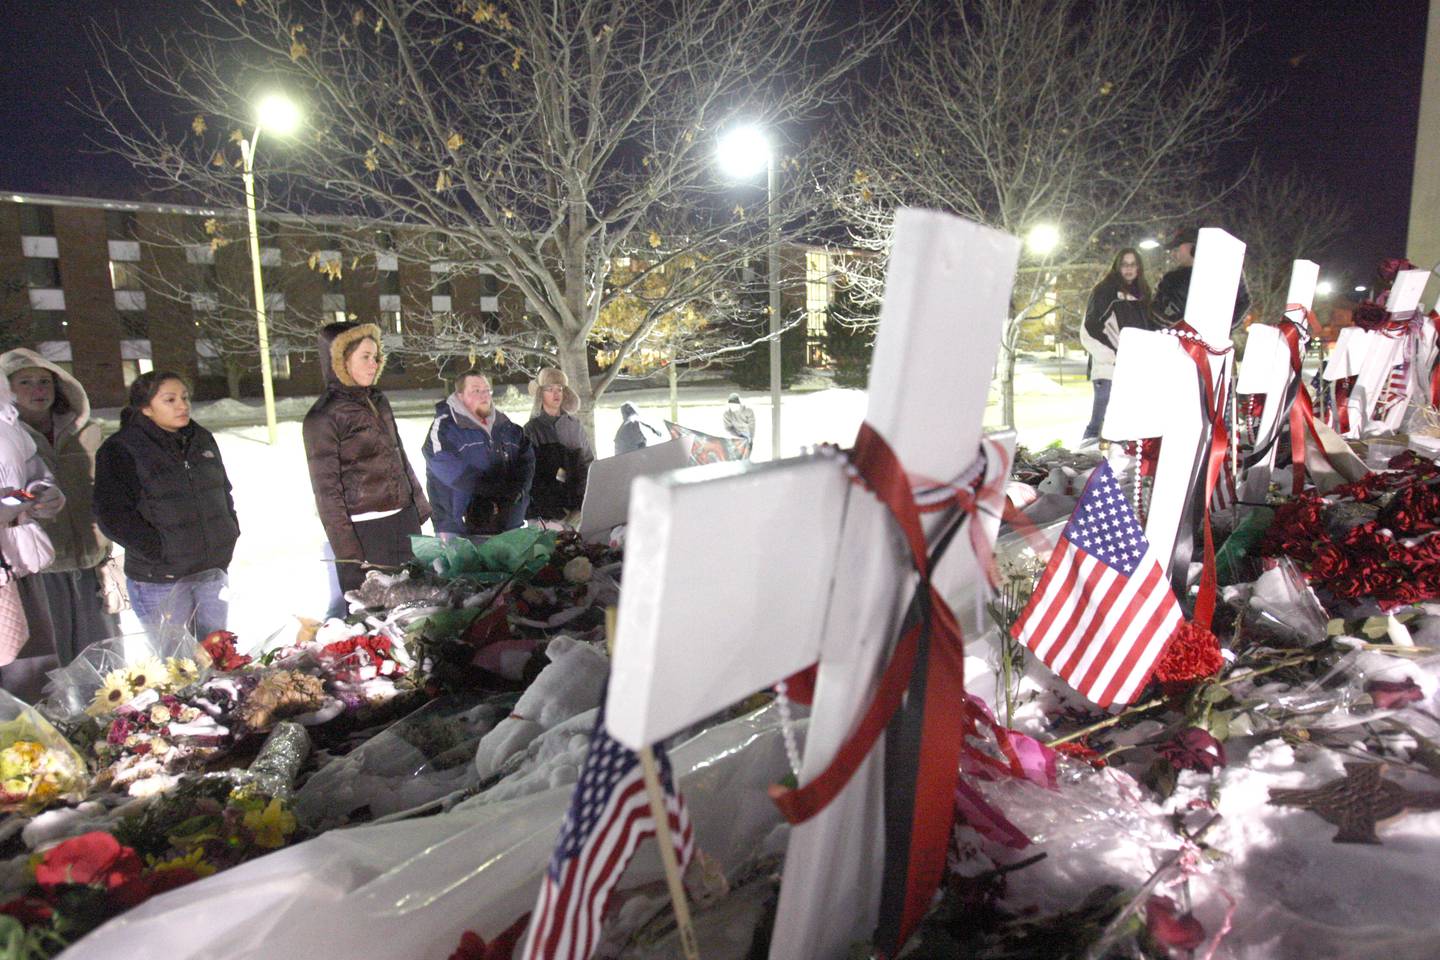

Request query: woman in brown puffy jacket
[{"left": 302, "top": 322, "right": 429, "bottom": 604}]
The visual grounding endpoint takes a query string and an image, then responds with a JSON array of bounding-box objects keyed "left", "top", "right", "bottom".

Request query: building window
[
  {"left": 105, "top": 209, "right": 139, "bottom": 240},
  {"left": 18, "top": 204, "right": 54, "bottom": 236},
  {"left": 271, "top": 338, "right": 291, "bottom": 380},
  {"left": 120, "top": 358, "right": 155, "bottom": 387},
  {"left": 110, "top": 261, "right": 144, "bottom": 290},
  {"left": 196, "top": 340, "right": 224, "bottom": 377},
  {"left": 25, "top": 258, "right": 60, "bottom": 288},
  {"left": 119, "top": 312, "right": 149, "bottom": 338},
  {"left": 805, "top": 250, "right": 832, "bottom": 366},
  {"left": 30, "top": 311, "right": 66, "bottom": 340},
  {"left": 479, "top": 272, "right": 500, "bottom": 297},
  {"left": 379, "top": 271, "right": 401, "bottom": 295},
  {"left": 380, "top": 310, "right": 403, "bottom": 335}
]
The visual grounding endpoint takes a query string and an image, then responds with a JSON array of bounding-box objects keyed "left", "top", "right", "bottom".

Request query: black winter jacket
[
  {"left": 524, "top": 411, "right": 594, "bottom": 520},
  {"left": 93, "top": 413, "right": 239, "bottom": 583}
]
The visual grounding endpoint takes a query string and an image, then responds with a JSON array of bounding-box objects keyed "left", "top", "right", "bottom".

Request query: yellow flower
[
  {"left": 87, "top": 671, "right": 134, "bottom": 716},
  {"left": 243, "top": 798, "right": 298, "bottom": 849},
  {"left": 166, "top": 658, "right": 200, "bottom": 688},
  {"left": 150, "top": 705, "right": 172, "bottom": 725},
  {"left": 125, "top": 658, "right": 165, "bottom": 693},
  {"left": 149, "top": 737, "right": 170, "bottom": 755},
  {"left": 149, "top": 847, "right": 217, "bottom": 878}
]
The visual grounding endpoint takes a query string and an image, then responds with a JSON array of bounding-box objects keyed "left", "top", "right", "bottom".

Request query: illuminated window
[
  {"left": 805, "top": 250, "right": 831, "bottom": 366},
  {"left": 109, "top": 261, "right": 144, "bottom": 290}
]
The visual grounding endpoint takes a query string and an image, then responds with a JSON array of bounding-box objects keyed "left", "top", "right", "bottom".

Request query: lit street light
[
  {"left": 717, "top": 124, "right": 782, "bottom": 459},
  {"left": 1025, "top": 223, "right": 1061, "bottom": 257},
  {"left": 1316, "top": 280, "right": 1335, "bottom": 297},
  {"left": 1137, "top": 237, "right": 1161, "bottom": 251},
  {"left": 239, "top": 93, "right": 301, "bottom": 444},
  {"left": 1354, "top": 285, "right": 1368, "bottom": 294}
]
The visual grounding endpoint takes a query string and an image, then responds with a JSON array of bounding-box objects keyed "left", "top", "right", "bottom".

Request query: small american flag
[
  {"left": 1011, "top": 461, "right": 1183, "bottom": 707},
  {"left": 521, "top": 703, "right": 694, "bottom": 960},
  {"left": 1373, "top": 359, "right": 1410, "bottom": 420}
]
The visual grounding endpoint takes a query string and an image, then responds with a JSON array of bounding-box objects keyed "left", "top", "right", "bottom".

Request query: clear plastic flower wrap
[
  {"left": 1245, "top": 557, "right": 1329, "bottom": 646},
  {"left": 244, "top": 722, "right": 311, "bottom": 801},
  {"left": 39, "top": 624, "right": 202, "bottom": 722},
  {"left": 0, "top": 689, "right": 89, "bottom": 813},
  {"left": 293, "top": 693, "right": 510, "bottom": 828}
]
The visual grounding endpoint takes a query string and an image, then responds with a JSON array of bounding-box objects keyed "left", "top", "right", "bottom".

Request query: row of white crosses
[
  {"left": 1321, "top": 268, "right": 1435, "bottom": 438},
  {"left": 608, "top": 209, "right": 1019, "bottom": 958}
]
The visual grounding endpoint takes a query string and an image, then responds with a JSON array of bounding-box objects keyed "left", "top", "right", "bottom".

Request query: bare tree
[
  {"left": 90, "top": 0, "right": 895, "bottom": 434},
  {"left": 1224, "top": 169, "right": 1356, "bottom": 327},
  {"left": 832, "top": 0, "right": 1258, "bottom": 426}
]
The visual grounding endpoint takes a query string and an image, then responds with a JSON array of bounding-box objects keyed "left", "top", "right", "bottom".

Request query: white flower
[{"left": 563, "top": 556, "right": 593, "bottom": 584}]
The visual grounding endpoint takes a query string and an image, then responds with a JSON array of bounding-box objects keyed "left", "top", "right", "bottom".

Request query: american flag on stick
[
  {"left": 1011, "top": 461, "right": 1184, "bottom": 707},
  {"left": 521, "top": 703, "right": 694, "bottom": 960},
  {"left": 1373, "top": 359, "right": 1410, "bottom": 420}
]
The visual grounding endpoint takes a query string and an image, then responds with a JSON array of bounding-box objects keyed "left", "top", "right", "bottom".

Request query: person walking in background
[
  {"left": 303, "top": 322, "right": 430, "bottom": 608},
  {"left": 423, "top": 368, "right": 533, "bottom": 537},
  {"left": 722, "top": 393, "right": 755, "bottom": 448},
  {"left": 1153, "top": 226, "right": 1251, "bottom": 330},
  {"left": 1, "top": 349, "right": 119, "bottom": 666},
  {"left": 613, "top": 401, "right": 662, "bottom": 455},
  {"left": 1078, "top": 248, "right": 1151, "bottom": 448},
  {"left": 0, "top": 371, "right": 64, "bottom": 699},
  {"left": 524, "top": 368, "right": 593, "bottom": 523},
  {"left": 93, "top": 372, "right": 238, "bottom": 642}
]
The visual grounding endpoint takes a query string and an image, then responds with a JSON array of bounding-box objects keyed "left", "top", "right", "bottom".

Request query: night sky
[{"left": 0, "top": 0, "right": 1430, "bottom": 284}]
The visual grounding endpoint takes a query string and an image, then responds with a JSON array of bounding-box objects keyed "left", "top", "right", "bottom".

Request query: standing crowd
[{"left": 0, "top": 319, "right": 605, "bottom": 697}]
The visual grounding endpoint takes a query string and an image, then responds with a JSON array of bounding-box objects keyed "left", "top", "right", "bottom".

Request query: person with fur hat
[
  {"left": 0, "top": 348, "right": 119, "bottom": 669},
  {"left": 422, "top": 368, "right": 534, "bottom": 536},
  {"left": 1153, "top": 226, "right": 1250, "bottom": 330},
  {"left": 303, "top": 322, "right": 430, "bottom": 603},
  {"left": 0, "top": 368, "right": 64, "bottom": 699},
  {"left": 523, "top": 367, "right": 594, "bottom": 522}
]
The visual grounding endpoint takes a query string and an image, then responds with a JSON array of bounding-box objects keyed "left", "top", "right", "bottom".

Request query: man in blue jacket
[{"left": 422, "top": 369, "right": 535, "bottom": 536}]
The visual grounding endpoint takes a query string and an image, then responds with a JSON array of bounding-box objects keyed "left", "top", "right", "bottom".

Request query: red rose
[
  {"left": 1308, "top": 543, "right": 1349, "bottom": 580},
  {"left": 0, "top": 897, "right": 53, "bottom": 927},
  {"left": 1157, "top": 727, "right": 1227, "bottom": 773},
  {"left": 1146, "top": 895, "right": 1206, "bottom": 951},
  {"left": 34, "top": 833, "right": 143, "bottom": 891},
  {"left": 1367, "top": 678, "right": 1424, "bottom": 710}
]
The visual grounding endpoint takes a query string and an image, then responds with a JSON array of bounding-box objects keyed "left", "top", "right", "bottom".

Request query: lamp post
[
  {"left": 718, "top": 124, "right": 782, "bottom": 459},
  {"left": 239, "top": 93, "right": 300, "bottom": 445}
]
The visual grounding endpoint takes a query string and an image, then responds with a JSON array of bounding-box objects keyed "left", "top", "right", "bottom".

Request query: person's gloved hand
[{"left": 25, "top": 481, "right": 65, "bottom": 520}]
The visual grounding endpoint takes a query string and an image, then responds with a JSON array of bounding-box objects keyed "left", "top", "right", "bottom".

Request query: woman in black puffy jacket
[{"left": 93, "top": 371, "right": 239, "bottom": 639}]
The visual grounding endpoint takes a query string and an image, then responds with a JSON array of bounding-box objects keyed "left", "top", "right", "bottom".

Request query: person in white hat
[{"left": 523, "top": 368, "right": 594, "bottom": 521}]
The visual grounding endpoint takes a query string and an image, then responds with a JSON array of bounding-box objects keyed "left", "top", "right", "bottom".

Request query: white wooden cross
[
  {"left": 1102, "top": 228, "right": 1245, "bottom": 585},
  {"left": 1235, "top": 260, "right": 1318, "bottom": 502},
  {"left": 607, "top": 208, "right": 1019, "bottom": 959},
  {"left": 1323, "top": 268, "right": 1432, "bottom": 438}
]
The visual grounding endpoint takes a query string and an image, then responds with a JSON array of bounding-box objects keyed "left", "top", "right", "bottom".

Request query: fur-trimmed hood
[
  {"left": 0, "top": 347, "right": 91, "bottom": 429},
  {"left": 317, "top": 321, "right": 386, "bottom": 389},
  {"left": 528, "top": 367, "right": 580, "bottom": 416}
]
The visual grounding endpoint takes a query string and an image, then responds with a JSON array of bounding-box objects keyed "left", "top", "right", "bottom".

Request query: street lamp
[
  {"left": 1137, "top": 237, "right": 1161, "bottom": 251},
  {"left": 1316, "top": 280, "right": 1335, "bottom": 297},
  {"left": 1354, "top": 285, "right": 1368, "bottom": 294},
  {"left": 717, "top": 123, "right": 782, "bottom": 460},
  {"left": 239, "top": 92, "right": 301, "bottom": 444},
  {"left": 1025, "top": 223, "right": 1061, "bottom": 257}
]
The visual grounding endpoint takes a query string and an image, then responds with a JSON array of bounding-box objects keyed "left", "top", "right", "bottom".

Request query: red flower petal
[{"left": 1146, "top": 895, "right": 1206, "bottom": 950}]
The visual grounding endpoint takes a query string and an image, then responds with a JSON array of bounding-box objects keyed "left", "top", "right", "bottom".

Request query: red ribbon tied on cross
[{"left": 767, "top": 423, "right": 1027, "bottom": 957}]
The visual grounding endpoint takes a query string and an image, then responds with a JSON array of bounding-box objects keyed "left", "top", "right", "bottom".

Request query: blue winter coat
[{"left": 422, "top": 397, "right": 534, "bottom": 535}]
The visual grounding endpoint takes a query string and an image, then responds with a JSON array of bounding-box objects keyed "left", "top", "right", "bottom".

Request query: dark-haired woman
[
  {"left": 303, "top": 322, "right": 429, "bottom": 609},
  {"left": 93, "top": 372, "right": 240, "bottom": 638},
  {"left": 1078, "top": 248, "right": 1151, "bottom": 447},
  {"left": 0, "top": 348, "right": 118, "bottom": 665}
]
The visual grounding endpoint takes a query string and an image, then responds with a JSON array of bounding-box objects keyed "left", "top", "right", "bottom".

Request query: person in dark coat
[
  {"left": 303, "top": 322, "right": 431, "bottom": 601},
  {"left": 523, "top": 368, "right": 594, "bottom": 522},
  {"left": 93, "top": 371, "right": 239, "bottom": 639},
  {"left": 613, "top": 402, "right": 662, "bottom": 455},
  {"left": 422, "top": 369, "right": 534, "bottom": 536},
  {"left": 1078, "top": 248, "right": 1151, "bottom": 447},
  {"left": 1153, "top": 226, "right": 1251, "bottom": 330}
]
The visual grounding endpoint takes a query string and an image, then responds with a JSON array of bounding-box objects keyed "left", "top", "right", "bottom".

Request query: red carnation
[
  {"left": 34, "top": 832, "right": 143, "bottom": 891},
  {"left": 1152, "top": 621, "right": 1224, "bottom": 694},
  {"left": 1367, "top": 677, "right": 1424, "bottom": 710}
]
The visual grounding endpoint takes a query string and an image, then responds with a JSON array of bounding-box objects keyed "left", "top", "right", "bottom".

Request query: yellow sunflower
[
  {"left": 124, "top": 657, "right": 166, "bottom": 693},
  {"left": 165, "top": 657, "right": 201, "bottom": 688},
  {"left": 87, "top": 671, "right": 135, "bottom": 716}
]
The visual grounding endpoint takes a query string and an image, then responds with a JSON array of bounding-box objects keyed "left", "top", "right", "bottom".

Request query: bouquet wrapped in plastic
[
  {"left": 0, "top": 690, "right": 88, "bottom": 813},
  {"left": 39, "top": 627, "right": 202, "bottom": 723}
]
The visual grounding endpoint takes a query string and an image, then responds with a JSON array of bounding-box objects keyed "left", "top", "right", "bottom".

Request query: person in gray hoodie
[
  {"left": 1, "top": 348, "right": 116, "bottom": 669},
  {"left": 422, "top": 369, "right": 534, "bottom": 536}
]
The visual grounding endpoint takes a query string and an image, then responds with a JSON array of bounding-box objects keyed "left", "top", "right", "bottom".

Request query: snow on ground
[{"left": 106, "top": 362, "right": 1091, "bottom": 645}]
